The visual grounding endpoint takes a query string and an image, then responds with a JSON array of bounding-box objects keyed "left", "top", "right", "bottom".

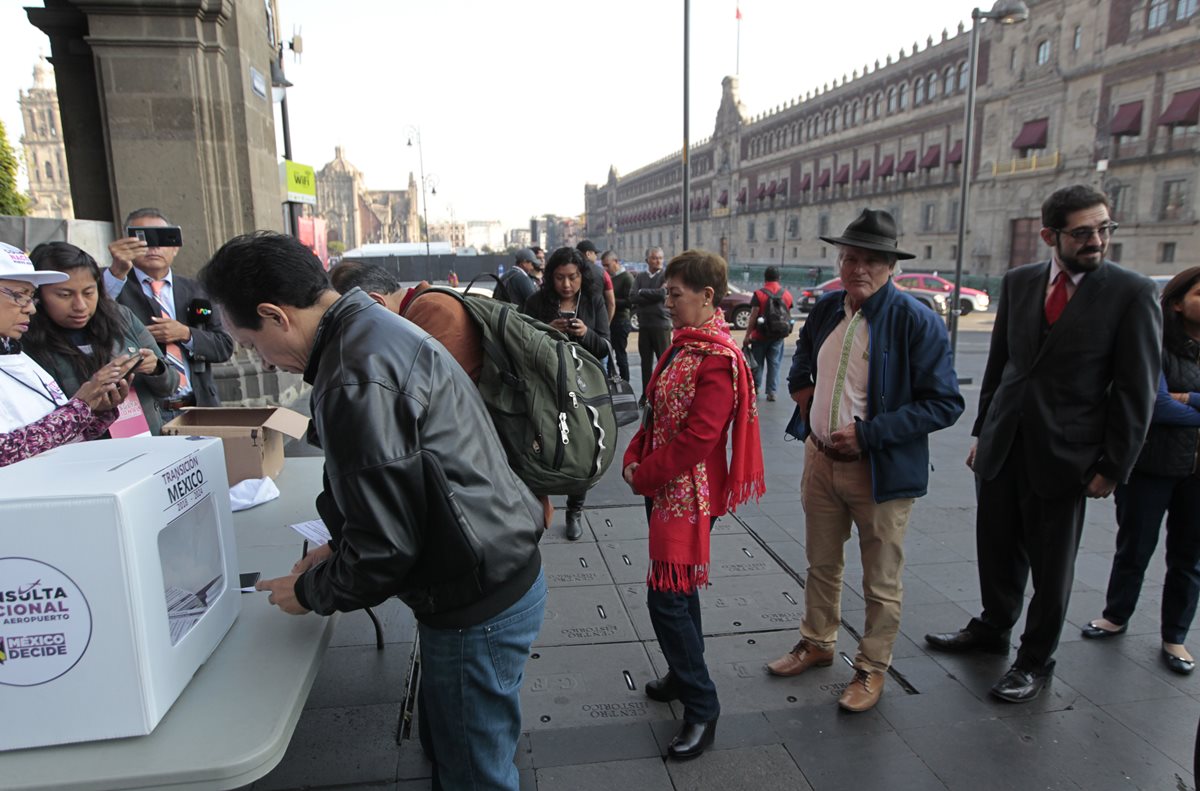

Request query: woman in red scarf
[{"left": 622, "top": 249, "right": 765, "bottom": 760}]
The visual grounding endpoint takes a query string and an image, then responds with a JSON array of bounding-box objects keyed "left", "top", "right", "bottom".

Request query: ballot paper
[
  {"left": 164, "top": 575, "right": 223, "bottom": 645},
  {"left": 289, "top": 519, "right": 331, "bottom": 546}
]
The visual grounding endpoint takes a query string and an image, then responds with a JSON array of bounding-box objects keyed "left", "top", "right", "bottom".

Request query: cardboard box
[
  {"left": 0, "top": 437, "right": 240, "bottom": 751},
  {"left": 161, "top": 406, "right": 309, "bottom": 485}
]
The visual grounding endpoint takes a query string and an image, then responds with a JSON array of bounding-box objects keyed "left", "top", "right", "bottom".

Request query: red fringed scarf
[{"left": 643, "top": 312, "right": 766, "bottom": 593}]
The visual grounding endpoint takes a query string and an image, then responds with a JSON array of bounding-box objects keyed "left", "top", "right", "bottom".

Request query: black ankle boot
[
  {"left": 644, "top": 671, "right": 680, "bottom": 702},
  {"left": 667, "top": 718, "right": 717, "bottom": 760},
  {"left": 565, "top": 508, "right": 583, "bottom": 540}
]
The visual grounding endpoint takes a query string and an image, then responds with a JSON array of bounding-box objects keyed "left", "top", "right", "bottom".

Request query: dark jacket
[
  {"left": 1136, "top": 340, "right": 1200, "bottom": 477},
  {"left": 972, "top": 260, "right": 1161, "bottom": 497},
  {"left": 631, "top": 269, "right": 671, "bottom": 330},
  {"left": 294, "top": 289, "right": 543, "bottom": 628},
  {"left": 787, "top": 279, "right": 964, "bottom": 502},
  {"left": 26, "top": 304, "right": 179, "bottom": 435},
  {"left": 611, "top": 269, "right": 635, "bottom": 324},
  {"left": 113, "top": 271, "right": 234, "bottom": 406},
  {"left": 522, "top": 284, "right": 611, "bottom": 360}
]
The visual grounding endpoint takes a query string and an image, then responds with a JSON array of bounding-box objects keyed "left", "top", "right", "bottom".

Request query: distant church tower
[{"left": 19, "top": 56, "right": 74, "bottom": 219}]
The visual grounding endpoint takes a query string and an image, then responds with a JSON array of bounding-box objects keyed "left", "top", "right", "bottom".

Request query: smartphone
[
  {"left": 239, "top": 571, "right": 261, "bottom": 590},
  {"left": 558, "top": 310, "right": 577, "bottom": 321},
  {"left": 115, "top": 350, "right": 142, "bottom": 378},
  {"left": 127, "top": 225, "right": 183, "bottom": 247}
]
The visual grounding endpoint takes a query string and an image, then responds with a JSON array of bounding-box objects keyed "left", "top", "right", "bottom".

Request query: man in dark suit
[
  {"left": 104, "top": 208, "right": 233, "bottom": 418},
  {"left": 926, "top": 185, "right": 1161, "bottom": 702}
]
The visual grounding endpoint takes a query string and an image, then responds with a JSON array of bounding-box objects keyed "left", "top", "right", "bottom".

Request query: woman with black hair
[
  {"left": 24, "top": 242, "right": 178, "bottom": 436},
  {"left": 1083, "top": 266, "right": 1200, "bottom": 675},
  {"left": 522, "top": 246, "right": 610, "bottom": 540}
]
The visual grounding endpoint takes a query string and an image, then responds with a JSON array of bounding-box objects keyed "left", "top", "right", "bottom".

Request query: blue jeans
[
  {"left": 417, "top": 568, "right": 546, "bottom": 790},
  {"left": 647, "top": 587, "right": 720, "bottom": 723},
  {"left": 751, "top": 339, "right": 785, "bottom": 395}
]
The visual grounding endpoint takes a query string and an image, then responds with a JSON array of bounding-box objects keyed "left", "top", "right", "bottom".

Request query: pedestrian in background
[
  {"left": 741, "top": 265, "right": 793, "bottom": 402},
  {"left": 605, "top": 250, "right": 634, "bottom": 382},
  {"left": 631, "top": 246, "right": 670, "bottom": 402}
]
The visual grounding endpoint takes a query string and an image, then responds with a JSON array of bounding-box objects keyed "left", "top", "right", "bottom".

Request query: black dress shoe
[
  {"left": 925, "top": 628, "right": 1011, "bottom": 655},
  {"left": 564, "top": 509, "right": 583, "bottom": 541},
  {"left": 1162, "top": 648, "right": 1195, "bottom": 675},
  {"left": 645, "top": 672, "right": 680, "bottom": 702},
  {"left": 667, "top": 718, "right": 717, "bottom": 760},
  {"left": 1081, "top": 621, "right": 1127, "bottom": 639},
  {"left": 990, "top": 666, "right": 1052, "bottom": 703}
]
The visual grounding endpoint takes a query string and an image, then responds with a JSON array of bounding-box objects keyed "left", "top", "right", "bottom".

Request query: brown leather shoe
[
  {"left": 766, "top": 639, "right": 834, "bottom": 677},
  {"left": 838, "top": 668, "right": 884, "bottom": 712}
]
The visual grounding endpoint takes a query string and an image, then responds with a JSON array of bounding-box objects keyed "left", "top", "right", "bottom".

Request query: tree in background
[{"left": 0, "top": 120, "right": 28, "bottom": 217}]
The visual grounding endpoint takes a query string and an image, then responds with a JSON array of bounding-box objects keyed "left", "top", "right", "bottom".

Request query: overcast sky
[{"left": 2, "top": 0, "right": 979, "bottom": 231}]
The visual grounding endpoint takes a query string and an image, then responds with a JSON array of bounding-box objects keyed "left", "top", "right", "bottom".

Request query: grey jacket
[{"left": 631, "top": 269, "right": 670, "bottom": 330}]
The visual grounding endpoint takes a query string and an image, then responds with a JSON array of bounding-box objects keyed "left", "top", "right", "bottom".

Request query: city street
[{"left": 258, "top": 313, "right": 1197, "bottom": 791}]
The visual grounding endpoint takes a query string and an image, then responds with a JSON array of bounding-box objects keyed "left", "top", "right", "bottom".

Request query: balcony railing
[{"left": 992, "top": 151, "right": 1061, "bottom": 176}]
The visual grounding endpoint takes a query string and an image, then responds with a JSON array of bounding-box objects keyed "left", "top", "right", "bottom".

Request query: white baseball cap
[{"left": 0, "top": 242, "right": 68, "bottom": 286}]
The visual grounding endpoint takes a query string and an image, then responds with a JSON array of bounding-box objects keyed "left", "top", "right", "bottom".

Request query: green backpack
[{"left": 406, "top": 287, "right": 617, "bottom": 496}]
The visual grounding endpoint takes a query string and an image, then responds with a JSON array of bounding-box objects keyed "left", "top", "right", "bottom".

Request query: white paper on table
[{"left": 288, "top": 519, "right": 331, "bottom": 546}]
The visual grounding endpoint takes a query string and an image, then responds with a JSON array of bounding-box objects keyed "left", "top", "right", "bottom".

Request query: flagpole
[{"left": 736, "top": 4, "right": 741, "bottom": 73}]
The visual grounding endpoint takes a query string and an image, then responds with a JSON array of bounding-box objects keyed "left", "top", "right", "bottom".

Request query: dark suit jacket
[
  {"left": 972, "top": 259, "right": 1161, "bottom": 498},
  {"left": 114, "top": 271, "right": 235, "bottom": 407}
]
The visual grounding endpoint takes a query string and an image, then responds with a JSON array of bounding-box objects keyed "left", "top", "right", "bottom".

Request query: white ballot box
[{"left": 0, "top": 437, "right": 240, "bottom": 751}]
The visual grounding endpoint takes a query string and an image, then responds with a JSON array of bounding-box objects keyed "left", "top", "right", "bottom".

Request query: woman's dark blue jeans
[{"left": 646, "top": 586, "right": 720, "bottom": 723}]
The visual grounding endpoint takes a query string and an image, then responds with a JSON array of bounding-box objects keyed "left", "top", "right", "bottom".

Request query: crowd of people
[{"left": 1, "top": 183, "right": 1196, "bottom": 788}]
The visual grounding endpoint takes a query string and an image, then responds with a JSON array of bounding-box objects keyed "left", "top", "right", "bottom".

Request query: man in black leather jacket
[{"left": 199, "top": 232, "right": 545, "bottom": 791}]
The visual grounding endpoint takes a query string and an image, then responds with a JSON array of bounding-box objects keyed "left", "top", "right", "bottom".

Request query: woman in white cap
[{"left": 0, "top": 242, "right": 131, "bottom": 467}]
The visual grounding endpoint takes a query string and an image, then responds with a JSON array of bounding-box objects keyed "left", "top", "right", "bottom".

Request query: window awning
[
  {"left": 1158, "top": 88, "right": 1200, "bottom": 126},
  {"left": 1109, "top": 101, "right": 1143, "bottom": 135},
  {"left": 778, "top": 178, "right": 788, "bottom": 195},
  {"left": 834, "top": 164, "right": 850, "bottom": 185},
  {"left": 1012, "top": 118, "right": 1049, "bottom": 150},
  {"left": 768, "top": 180, "right": 778, "bottom": 198},
  {"left": 897, "top": 150, "right": 917, "bottom": 173},
  {"left": 920, "top": 144, "right": 941, "bottom": 169},
  {"left": 756, "top": 184, "right": 767, "bottom": 200},
  {"left": 737, "top": 187, "right": 747, "bottom": 204},
  {"left": 854, "top": 161, "right": 871, "bottom": 181},
  {"left": 718, "top": 190, "right": 728, "bottom": 207},
  {"left": 815, "top": 169, "right": 831, "bottom": 188},
  {"left": 798, "top": 174, "right": 812, "bottom": 191},
  {"left": 876, "top": 155, "right": 895, "bottom": 177},
  {"left": 946, "top": 140, "right": 963, "bottom": 164}
]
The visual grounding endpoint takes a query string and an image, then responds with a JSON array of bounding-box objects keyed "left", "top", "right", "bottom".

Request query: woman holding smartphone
[
  {"left": 23, "top": 242, "right": 178, "bottom": 436},
  {"left": 1, "top": 242, "right": 130, "bottom": 467},
  {"left": 522, "top": 246, "right": 610, "bottom": 540}
]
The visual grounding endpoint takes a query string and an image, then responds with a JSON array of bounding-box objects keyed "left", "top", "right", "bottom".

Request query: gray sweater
[{"left": 631, "top": 269, "right": 670, "bottom": 330}]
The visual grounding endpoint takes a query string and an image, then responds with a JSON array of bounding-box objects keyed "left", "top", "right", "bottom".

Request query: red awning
[
  {"left": 815, "top": 169, "right": 831, "bottom": 188},
  {"left": 798, "top": 174, "right": 811, "bottom": 191},
  {"left": 834, "top": 165, "right": 850, "bottom": 185},
  {"left": 768, "top": 180, "right": 778, "bottom": 198},
  {"left": 756, "top": 184, "right": 767, "bottom": 200},
  {"left": 1012, "top": 118, "right": 1049, "bottom": 150},
  {"left": 1158, "top": 89, "right": 1200, "bottom": 126},
  {"left": 854, "top": 161, "right": 871, "bottom": 181},
  {"left": 718, "top": 190, "right": 728, "bottom": 207},
  {"left": 897, "top": 150, "right": 917, "bottom": 173},
  {"left": 1110, "top": 101, "right": 1143, "bottom": 135},
  {"left": 920, "top": 145, "right": 942, "bottom": 169},
  {"left": 737, "top": 187, "right": 747, "bottom": 204},
  {"left": 946, "top": 140, "right": 963, "bottom": 164},
  {"left": 877, "top": 154, "right": 895, "bottom": 177}
]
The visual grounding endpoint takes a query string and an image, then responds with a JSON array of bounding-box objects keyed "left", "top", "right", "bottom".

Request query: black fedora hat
[{"left": 819, "top": 209, "right": 915, "bottom": 260}]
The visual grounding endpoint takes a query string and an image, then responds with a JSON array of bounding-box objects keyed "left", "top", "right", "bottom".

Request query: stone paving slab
[
  {"left": 527, "top": 721, "right": 662, "bottom": 768},
  {"left": 519, "top": 642, "right": 675, "bottom": 730},
  {"left": 253, "top": 703, "right": 401, "bottom": 791},
  {"left": 539, "top": 542, "right": 614, "bottom": 587},
  {"left": 664, "top": 744, "right": 812, "bottom": 791},
  {"left": 784, "top": 730, "right": 946, "bottom": 791},
  {"left": 536, "top": 585, "right": 638, "bottom": 647},
  {"left": 533, "top": 757, "right": 673, "bottom": 791},
  {"left": 584, "top": 505, "right": 651, "bottom": 541}
]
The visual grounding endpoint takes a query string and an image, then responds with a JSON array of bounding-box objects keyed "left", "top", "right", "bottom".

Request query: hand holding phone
[{"left": 127, "top": 225, "right": 183, "bottom": 248}]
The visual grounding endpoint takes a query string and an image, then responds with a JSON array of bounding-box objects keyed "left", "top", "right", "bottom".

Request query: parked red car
[
  {"left": 893, "top": 273, "right": 990, "bottom": 314},
  {"left": 799, "top": 277, "right": 949, "bottom": 316}
]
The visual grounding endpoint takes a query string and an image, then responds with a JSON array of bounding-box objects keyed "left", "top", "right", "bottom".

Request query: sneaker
[{"left": 767, "top": 393, "right": 776, "bottom": 402}]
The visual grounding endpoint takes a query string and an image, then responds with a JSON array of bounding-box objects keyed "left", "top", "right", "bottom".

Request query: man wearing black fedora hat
[{"left": 766, "top": 209, "right": 964, "bottom": 712}]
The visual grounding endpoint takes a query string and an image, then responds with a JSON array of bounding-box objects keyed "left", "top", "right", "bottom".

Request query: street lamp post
[
  {"left": 270, "top": 48, "right": 297, "bottom": 237},
  {"left": 406, "top": 127, "right": 437, "bottom": 275},
  {"left": 950, "top": 0, "right": 1029, "bottom": 369}
]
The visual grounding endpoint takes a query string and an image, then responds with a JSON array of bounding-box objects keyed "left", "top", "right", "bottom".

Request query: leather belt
[
  {"left": 811, "top": 435, "right": 864, "bottom": 463},
  {"left": 161, "top": 393, "right": 197, "bottom": 412}
]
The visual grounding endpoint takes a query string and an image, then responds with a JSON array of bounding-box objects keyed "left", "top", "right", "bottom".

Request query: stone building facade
[
  {"left": 315, "top": 146, "right": 420, "bottom": 250},
  {"left": 19, "top": 56, "right": 74, "bottom": 220},
  {"left": 585, "top": 0, "right": 1199, "bottom": 275}
]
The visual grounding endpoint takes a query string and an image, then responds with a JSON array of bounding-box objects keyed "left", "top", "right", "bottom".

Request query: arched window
[
  {"left": 928, "top": 71, "right": 939, "bottom": 99},
  {"left": 887, "top": 86, "right": 897, "bottom": 113},
  {"left": 832, "top": 108, "right": 840, "bottom": 131},
  {"left": 850, "top": 102, "right": 859, "bottom": 126},
  {"left": 1035, "top": 40, "right": 1051, "bottom": 65},
  {"left": 957, "top": 61, "right": 969, "bottom": 91},
  {"left": 874, "top": 92, "right": 883, "bottom": 118},
  {"left": 898, "top": 83, "right": 909, "bottom": 110},
  {"left": 44, "top": 161, "right": 53, "bottom": 181},
  {"left": 945, "top": 66, "right": 956, "bottom": 93},
  {"left": 823, "top": 112, "right": 831, "bottom": 134},
  {"left": 914, "top": 77, "right": 926, "bottom": 105}
]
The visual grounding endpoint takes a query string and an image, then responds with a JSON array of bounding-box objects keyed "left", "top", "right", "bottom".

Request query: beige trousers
[{"left": 799, "top": 437, "right": 915, "bottom": 673}]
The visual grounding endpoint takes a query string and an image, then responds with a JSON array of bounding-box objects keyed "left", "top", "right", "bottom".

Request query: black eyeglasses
[
  {"left": 0, "top": 287, "right": 37, "bottom": 308},
  {"left": 1051, "top": 223, "right": 1120, "bottom": 242}
]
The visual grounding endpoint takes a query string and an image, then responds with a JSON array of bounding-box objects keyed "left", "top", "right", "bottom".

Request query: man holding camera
[{"left": 105, "top": 208, "right": 234, "bottom": 418}]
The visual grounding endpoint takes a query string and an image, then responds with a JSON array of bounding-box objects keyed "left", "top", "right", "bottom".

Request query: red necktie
[
  {"left": 1045, "top": 272, "right": 1068, "bottom": 326},
  {"left": 149, "top": 280, "right": 190, "bottom": 391}
]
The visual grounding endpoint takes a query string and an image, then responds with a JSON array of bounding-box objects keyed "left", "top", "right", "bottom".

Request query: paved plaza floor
[{"left": 251, "top": 314, "right": 1198, "bottom": 790}]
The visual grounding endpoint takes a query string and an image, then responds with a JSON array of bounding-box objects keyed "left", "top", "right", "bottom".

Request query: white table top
[{"left": 5, "top": 457, "right": 335, "bottom": 791}]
